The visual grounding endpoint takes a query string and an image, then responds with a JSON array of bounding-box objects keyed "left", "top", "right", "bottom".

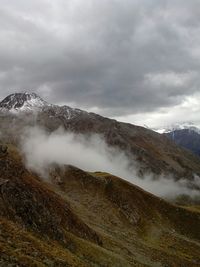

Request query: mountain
[
  {"left": 155, "top": 122, "right": 200, "bottom": 134},
  {"left": 0, "top": 144, "right": 200, "bottom": 266},
  {"left": 154, "top": 122, "right": 200, "bottom": 157},
  {"left": 1, "top": 93, "right": 200, "bottom": 184},
  {"left": 1, "top": 93, "right": 200, "bottom": 266},
  {"left": 165, "top": 129, "right": 200, "bottom": 157},
  {"left": 0, "top": 92, "right": 49, "bottom": 112},
  {"left": 0, "top": 92, "right": 88, "bottom": 119}
]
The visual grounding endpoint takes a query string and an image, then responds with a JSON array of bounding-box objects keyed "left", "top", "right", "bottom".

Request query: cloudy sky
[{"left": 0, "top": 0, "right": 200, "bottom": 127}]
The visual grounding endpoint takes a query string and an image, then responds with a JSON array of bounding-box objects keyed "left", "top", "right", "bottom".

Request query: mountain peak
[{"left": 0, "top": 92, "right": 49, "bottom": 112}]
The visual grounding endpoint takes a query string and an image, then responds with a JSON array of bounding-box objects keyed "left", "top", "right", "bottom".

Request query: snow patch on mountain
[
  {"left": 0, "top": 92, "right": 91, "bottom": 123},
  {"left": 154, "top": 122, "right": 200, "bottom": 134},
  {"left": 0, "top": 92, "right": 50, "bottom": 112}
]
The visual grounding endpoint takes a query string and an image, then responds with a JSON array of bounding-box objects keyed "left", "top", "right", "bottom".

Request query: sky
[{"left": 0, "top": 0, "right": 200, "bottom": 128}]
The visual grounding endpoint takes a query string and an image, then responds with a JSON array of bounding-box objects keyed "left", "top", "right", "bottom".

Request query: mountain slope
[
  {"left": 0, "top": 144, "right": 200, "bottom": 266},
  {"left": 1, "top": 93, "right": 200, "bottom": 183},
  {"left": 165, "top": 129, "right": 200, "bottom": 157},
  {"left": 0, "top": 144, "right": 101, "bottom": 245},
  {"left": 154, "top": 122, "right": 200, "bottom": 157},
  {"left": 1, "top": 93, "right": 200, "bottom": 266},
  {"left": 27, "top": 105, "right": 200, "bottom": 181}
]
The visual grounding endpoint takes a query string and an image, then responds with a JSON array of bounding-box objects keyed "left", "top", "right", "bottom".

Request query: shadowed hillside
[{"left": 166, "top": 129, "right": 200, "bottom": 157}]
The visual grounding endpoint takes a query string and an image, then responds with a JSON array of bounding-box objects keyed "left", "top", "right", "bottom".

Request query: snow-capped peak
[
  {"left": 154, "top": 121, "right": 200, "bottom": 134},
  {"left": 0, "top": 92, "right": 49, "bottom": 112},
  {"left": 0, "top": 92, "right": 88, "bottom": 121}
]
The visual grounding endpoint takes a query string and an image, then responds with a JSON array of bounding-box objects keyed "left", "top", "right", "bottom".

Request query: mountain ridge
[
  {"left": 0, "top": 92, "right": 50, "bottom": 112},
  {"left": 1, "top": 92, "right": 200, "bottom": 195}
]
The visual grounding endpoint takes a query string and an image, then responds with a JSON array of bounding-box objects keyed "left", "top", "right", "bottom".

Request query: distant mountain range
[
  {"left": 154, "top": 122, "right": 200, "bottom": 157},
  {"left": 155, "top": 122, "right": 200, "bottom": 134}
]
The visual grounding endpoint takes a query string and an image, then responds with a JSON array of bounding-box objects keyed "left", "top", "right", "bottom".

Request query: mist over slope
[
  {"left": 0, "top": 94, "right": 200, "bottom": 265},
  {"left": 21, "top": 126, "right": 200, "bottom": 199},
  {"left": 1, "top": 93, "right": 200, "bottom": 202}
]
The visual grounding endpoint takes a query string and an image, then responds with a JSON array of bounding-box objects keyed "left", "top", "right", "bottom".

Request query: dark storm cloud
[{"left": 0, "top": 0, "right": 200, "bottom": 116}]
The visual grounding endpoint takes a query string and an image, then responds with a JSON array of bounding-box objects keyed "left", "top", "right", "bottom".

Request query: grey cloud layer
[{"left": 0, "top": 0, "right": 200, "bottom": 116}]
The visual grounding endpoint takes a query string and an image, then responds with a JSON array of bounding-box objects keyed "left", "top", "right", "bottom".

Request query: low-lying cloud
[{"left": 21, "top": 126, "right": 200, "bottom": 199}]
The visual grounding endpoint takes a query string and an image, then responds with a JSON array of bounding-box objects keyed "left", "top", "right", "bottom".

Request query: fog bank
[{"left": 21, "top": 126, "right": 200, "bottom": 199}]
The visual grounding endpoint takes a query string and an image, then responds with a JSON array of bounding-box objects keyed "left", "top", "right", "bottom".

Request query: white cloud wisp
[{"left": 21, "top": 126, "right": 200, "bottom": 200}]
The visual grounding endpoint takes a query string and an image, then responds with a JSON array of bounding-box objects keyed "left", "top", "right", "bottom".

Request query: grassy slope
[
  {"left": 1, "top": 216, "right": 133, "bottom": 267},
  {"left": 49, "top": 166, "right": 200, "bottom": 266},
  {"left": 0, "top": 146, "right": 200, "bottom": 266}
]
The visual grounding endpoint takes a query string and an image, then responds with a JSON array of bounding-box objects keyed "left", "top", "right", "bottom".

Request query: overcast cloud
[{"left": 0, "top": 0, "right": 200, "bottom": 127}]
